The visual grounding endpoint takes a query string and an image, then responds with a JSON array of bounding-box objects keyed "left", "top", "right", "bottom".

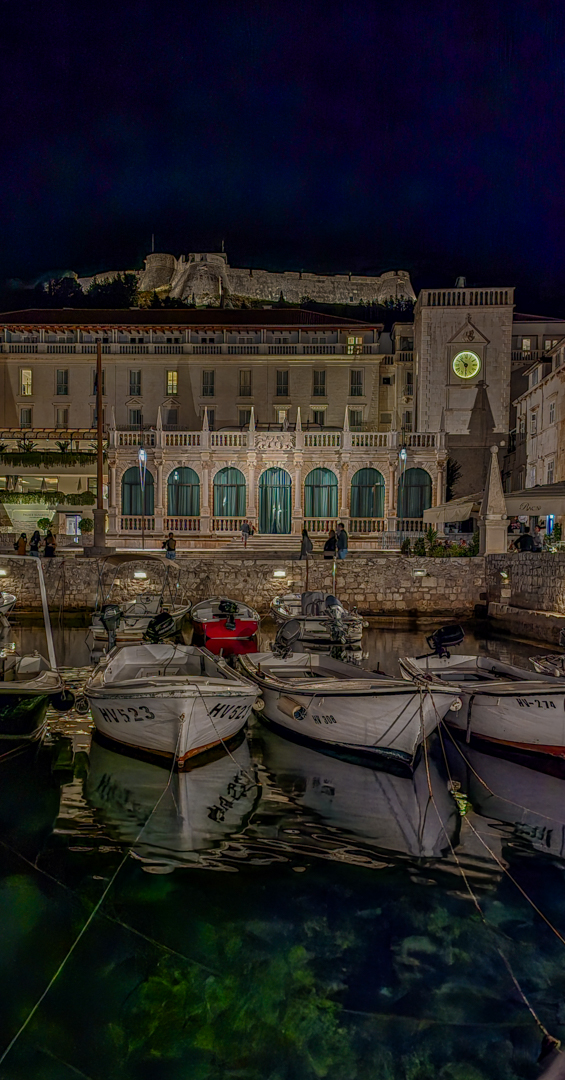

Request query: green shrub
[
  {"left": 400, "top": 537, "right": 411, "bottom": 555},
  {"left": 78, "top": 518, "right": 94, "bottom": 533},
  {"left": 413, "top": 537, "right": 426, "bottom": 556},
  {"left": 36, "top": 517, "right": 51, "bottom": 531}
]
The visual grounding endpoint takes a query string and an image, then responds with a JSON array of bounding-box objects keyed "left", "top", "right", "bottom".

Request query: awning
[
  {"left": 423, "top": 493, "right": 482, "bottom": 524},
  {"left": 505, "top": 485, "right": 565, "bottom": 515}
]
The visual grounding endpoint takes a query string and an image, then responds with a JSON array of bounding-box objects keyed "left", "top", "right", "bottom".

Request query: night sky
[{"left": 2, "top": 1, "right": 565, "bottom": 310}]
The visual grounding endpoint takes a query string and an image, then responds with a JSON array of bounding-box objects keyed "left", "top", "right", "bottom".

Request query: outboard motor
[
  {"left": 272, "top": 619, "right": 302, "bottom": 658},
  {"left": 425, "top": 624, "right": 465, "bottom": 659},
  {"left": 219, "top": 599, "right": 239, "bottom": 633},
  {"left": 144, "top": 612, "right": 176, "bottom": 643},
  {"left": 325, "top": 594, "right": 348, "bottom": 644},
  {"left": 100, "top": 603, "right": 123, "bottom": 652}
]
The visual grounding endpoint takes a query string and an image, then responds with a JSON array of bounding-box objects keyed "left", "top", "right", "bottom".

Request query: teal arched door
[
  {"left": 350, "top": 468, "right": 385, "bottom": 518},
  {"left": 122, "top": 466, "right": 154, "bottom": 515},
  {"left": 397, "top": 468, "right": 432, "bottom": 519},
  {"left": 259, "top": 468, "right": 292, "bottom": 534},
  {"left": 304, "top": 468, "right": 338, "bottom": 518}
]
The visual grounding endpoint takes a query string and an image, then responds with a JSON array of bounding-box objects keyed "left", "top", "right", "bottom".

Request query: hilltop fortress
[{"left": 78, "top": 250, "right": 416, "bottom": 306}]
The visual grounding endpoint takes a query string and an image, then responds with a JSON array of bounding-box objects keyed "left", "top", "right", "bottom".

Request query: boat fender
[
  {"left": 449, "top": 697, "right": 463, "bottom": 712},
  {"left": 279, "top": 695, "right": 307, "bottom": 722},
  {"left": 74, "top": 695, "right": 91, "bottom": 716},
  {"left": 253, "top": 697, "right": 265, "bottom": 711},
  {"left": 51, "top": 688, "right": 76, "bottom": 713}
]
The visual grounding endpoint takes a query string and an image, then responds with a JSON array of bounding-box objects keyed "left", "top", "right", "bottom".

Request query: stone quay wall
[
  {"left": 486, "top": 553, "right": 565, "bottom": 614},
  {"left": 0, "top": 554, "right": 486, "bottom": 618}
]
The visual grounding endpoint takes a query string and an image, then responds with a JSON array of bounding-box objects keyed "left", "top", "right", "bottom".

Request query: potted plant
[
  {"left": 78, "top": 518, "right": 94, "bottom": 546},
  {"left": 36, "top": 517, "right": 51, "bottom": 532}
]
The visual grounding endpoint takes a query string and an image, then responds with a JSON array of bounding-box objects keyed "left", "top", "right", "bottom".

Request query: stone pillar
[
  {"left": 387, "top": 456, "right": 397, "bottom": 532},
  {"left": 292, "top": 455, "right": 303, "bottom": 534},
  {"left": 200, "top": 457, "right": 211, "bottom": 536},
  {"left": 154, "top": 459, "right": 164, "bottom": 534},
  {"left": 107, "top": 462, "right": 118, "bottom": 537},
  {"left": 339, "top": 461, "right": 350, "bottom": 531},
  {"left": 478, "top": 444, "right": 508, "bottom": 555},
  {"left": 247, "top": 454, "right": 257, "bottom": 530}
]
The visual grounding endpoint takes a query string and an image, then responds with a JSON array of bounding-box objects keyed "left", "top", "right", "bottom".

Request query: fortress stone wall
[{"left": 137, "top": 251, "right": 416, "bottom": 306}]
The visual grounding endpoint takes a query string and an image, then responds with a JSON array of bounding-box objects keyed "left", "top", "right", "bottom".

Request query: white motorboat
[
  {"left": 400, "top": 625, "right": 565, "bottom": 774},
  {"left": 85, "top": 642, "right": 260, "bottom": 769},
  {"left": 238, "top": 636, "right": 461, "bottom": 774},
  {"left": 0, "top": 555, "right": 69, "bottom": 744},
  {"left": 253, "top": 726, "right": 459, "bottom": 860},
  {"left": 84, "top": 737, "right": 259, "bottom": 871},
  {"left": 90, "top": 553, "right": 191, "bottom": 643},
  {"left": 270, "top": 591, "right": 366, "bottom": 644}
]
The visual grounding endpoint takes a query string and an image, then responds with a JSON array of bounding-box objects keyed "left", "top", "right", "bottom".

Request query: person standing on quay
[
  {"left": 323, "top": 528, "right": 337, "bottom": 559},
  {"left": 29, "top": 530, "right": 42, "bottom": 558},
  {"left": 241, "top": 520, "right": 250, "bottom": 548},
  {"left": 15, "top": 533, "right": 27, "bottom": 556},
  {"left": 163, "top": 532, "right": 177, "bottom": 560},
  {"left": 300, "top": 527, "right": 313, "bottom": 559},
  {"left": 336, "top": 522, "right": 348, "bottom": 560},
  {"left": 44, "top": 530, "right": 57, "bottom": 558}
]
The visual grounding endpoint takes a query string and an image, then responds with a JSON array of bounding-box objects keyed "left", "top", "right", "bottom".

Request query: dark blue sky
[{"left": 2, "top": 0, "right": 565, "bottom": 308}]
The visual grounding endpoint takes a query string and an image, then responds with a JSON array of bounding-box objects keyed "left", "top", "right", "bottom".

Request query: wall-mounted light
[
  {"left": 0, "top": 569, "right": 7, "bottom": 577},
  {"left": 134, "top": 571, "right": 147, "bottom": 580},
  {"left": 412, "top": 568, "right": 428, "bottom": 579},
  {"left": 500, "top": 570, "right": 509, "bottom": 581},
  {"left": 273, "top": 569, "right": 286, "bottom": 578}
]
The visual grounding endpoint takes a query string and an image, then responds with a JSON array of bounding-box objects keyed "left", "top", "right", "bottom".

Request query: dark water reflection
[{"left": 2, "top": 619, "right": 565, "bottom": 1078}]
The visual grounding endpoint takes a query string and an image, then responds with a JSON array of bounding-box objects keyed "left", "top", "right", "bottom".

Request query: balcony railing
[
  {"left": 2, "top": 341, "right": 400, "bottom": 358},
  {"left": 304, "top": 518, "right": 337, "bottom": 533},
  {"left": 303, "top": 432, "right": 341, "bottom": 447},
  {"left": 120, "top": 516, "right": 156, "bottom": 531},
  {"left": 109, "top": 428, "right": 445, "bottom": 453},
  {"left": 350, "top": 518, "right": 386, "bottom": 533},
  {"left": 212, "top": 517, "right": 246, "bottom": 532},
  {"left": 165, "top": 517, "right": 200, "bottom": 532},
  {"left": 350, "top": 432, "right": 388, "bottom": 447}
]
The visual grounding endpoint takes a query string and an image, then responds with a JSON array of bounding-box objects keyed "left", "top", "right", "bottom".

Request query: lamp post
[
  {"left": 89, "top": 340, "right": 111, "bottom": 554},
  {"left": 138, "top": 445, "right": 147, "bottom": 551}
]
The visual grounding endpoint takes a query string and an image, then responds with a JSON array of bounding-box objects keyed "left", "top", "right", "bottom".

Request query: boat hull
[
  {"left": 255, "top": 682, "right": 451, "bottom": 773},
  {"left": 87, "top": 688, "right": 258, "bottom": 769},
  {"left": 192, "top": 617, "right": 259, "bottom": 641},
  {"left": 445, "top": 688, "right": 565, "bottom": 775}
]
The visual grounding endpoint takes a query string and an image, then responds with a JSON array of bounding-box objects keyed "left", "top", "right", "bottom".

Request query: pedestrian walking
[
  {"left": 336, "top": 522, "right": 348, "bottom": 560},
  {"left": 29, "top": 530, "right": 42, "bottom": 558},
  {"left": 44, "top": 530, "right": 57, "bottom": 558},
  {"left": 323, "top": 528, "right": 337, "bottom": 559},
  {"left": 299, "top": 527, "right": 313, "bottom": 559},
  {"left": 241, "top": 520, "right": 250, "bottom": 548},
  {"left": 14, "top": 533, "right": 27, "bottom": 556},
  {"left": 533, "top": 525, "right": 543, "bottom": 552},
  {"left": 162, "top": 532, "right": 177, "bottom": 560}
]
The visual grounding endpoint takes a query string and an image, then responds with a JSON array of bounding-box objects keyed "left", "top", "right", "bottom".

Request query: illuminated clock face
[{"left": 452, "top": 351, "right": 481, "bottom": 379}]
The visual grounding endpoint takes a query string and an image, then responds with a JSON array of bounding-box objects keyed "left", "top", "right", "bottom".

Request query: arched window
[
  {"left": 213, "top": 467, "right": 246, "bottom": 517},
  {"left": 167, "top": 467, "right": 200, "bottom": 516},
  {"left": 259, "top": 468, "right": 291, "bottom": 534},
  {"left": 304, "top": 467, "right": 338, "bottom": 518},
  {"left": 397, "top": 468, "right": 432, "bottom": 519},
  {"left": 350, "top": 468, "right": 385, "bottom": 518},
  {"left": 121, "top": 466, "right": 154, "bottom": 515}
]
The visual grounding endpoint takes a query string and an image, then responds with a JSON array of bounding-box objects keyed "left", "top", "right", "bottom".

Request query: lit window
[
  {"left": 166, "top": 370, "right": 178, "bottom": 395},
  {"left": 313, "top": 370, "right": 326, "bottom": 397},
  {"left": 202, "top": 370, "right": 215, "bottom": 397},
  {"left": 522, "top": 338, "right": 531, "bottom": 353},
  {"left": 56, "top": 369, "right": 68, "bottom": 396},
  {"left": 239, "top": 370, "right": 252, "bottom": 396},
  {"left": 276, "top": 371, "right": 289, "bottom": 397},
  {"left": 20, "top": 369, "right": 32, "bottom": 396},
  {"left": 347, "top": 336, "right": 363, "bottom": 356},
  {"left": 350, "top": 370, "right": 363, "bottom": 396},
  {"left": 545, "top": 339, "right": 560, "bottom": 351}
]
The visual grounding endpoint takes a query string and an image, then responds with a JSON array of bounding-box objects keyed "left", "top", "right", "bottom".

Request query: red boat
[{"left": 191, "top": 597, "right": 260, "bottom": 640}]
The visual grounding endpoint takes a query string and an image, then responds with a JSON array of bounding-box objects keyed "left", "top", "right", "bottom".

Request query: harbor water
[{"left": 1, "top": 618, "right": 565, "bottom": 1079}]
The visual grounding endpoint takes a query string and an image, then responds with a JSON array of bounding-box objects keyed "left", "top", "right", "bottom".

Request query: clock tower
[{"left": 413, "top": 285, "right": 514, "bottom": 496}]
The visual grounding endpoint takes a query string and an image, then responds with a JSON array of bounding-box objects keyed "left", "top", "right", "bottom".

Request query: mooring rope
[{"left": 0, "top": 716, "right": 186, "bottom": 1067}]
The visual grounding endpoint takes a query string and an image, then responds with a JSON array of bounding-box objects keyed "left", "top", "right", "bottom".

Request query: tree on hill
[{"left": 87, "top": 273, "right": 139, "bottom": 308}]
